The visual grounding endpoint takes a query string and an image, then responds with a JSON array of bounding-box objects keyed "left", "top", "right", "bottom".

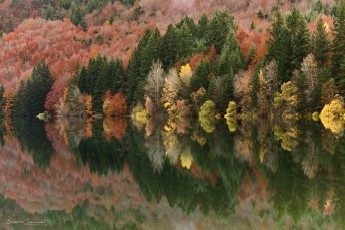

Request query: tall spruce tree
[
  {"left": 266, "top": 10, "right": 292, "bottom": 82},
  {"left": 14, "top": 62, "right": 53, "bottom": 117},
  {"left": 127, "top": 29, "right": 152, "bottom": 103},
  {"left": 206, "top": 10, "right": 236, "bottom": 53},
  {"left": 313, "top": 17, "right": 330, "bottom": 66},
  {"left": 216, "top": 29, "right": 244, "bottom": 76},
  {"left": 197, "top": 13, "right": 209, "bottom": 39},
  {"left": 286, "top": 8, "right": 310, "bottom": 71},
  {"left": 332, "top": 0, "right": 345, "bottom": 91}
]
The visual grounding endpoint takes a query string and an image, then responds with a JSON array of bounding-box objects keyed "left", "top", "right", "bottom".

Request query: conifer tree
[
  {"left": 266, "top": 10, "right": 292, "bottom": 82},
  {"left": 217, "top": 29, "right": 244, "bottom": 76},
  {"left": 332, "top": 0, "right": 345, "bottom": 91},
  {"left": 14, "top": 61, "right": 53, "bottom": 117},
  {"left": 78, "top": 66, "right": 88, "bottom": 93},
  {"left": 313, "top": 17, "right": 330, "bottom": 66},
  {"left": 286, "top": 8, "right": 310, "bottom": 71},
  {"left": 206, "top": 10, "right": 236, "bottom": 53},
  {"left": 197, "top": 13, "right": 209, "bottom": 39}
]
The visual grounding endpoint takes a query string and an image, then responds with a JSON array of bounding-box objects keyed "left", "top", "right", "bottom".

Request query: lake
[{"left": 0, "top": 117, "right": 344, "bottom": 229}]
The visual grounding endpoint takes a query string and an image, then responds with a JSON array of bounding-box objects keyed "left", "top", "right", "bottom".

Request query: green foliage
[
  {"left": 312, "top": 17, "right": 330, "bottom": 66},
  {"left": 216, "top": 29, "right": 244, "bottom": 76},
  {"left": 332, "top": 0, "right": 345, "bottom": 92},
  {"left": 190, "top": 60, "right": 215, "bottom": 94},
  {"left": 266, "top": 11, "right": 293, "bottom": 82},
  {"left": 74, "top": 120, "right": 127, "bottom": 174},
  {"left": 14, "top": 119, "right": 55, "bottom": 170},
  {"left": 159, "top": 24, "right": 193, "bottom": 69},
  {"left": 286, "top": 8, "right": 311, "bottom": 71},
  {"left": 127, "top": 29, "right": 161, "bottom": 104},
  {"left": 206, "top": 9, "right": 236, "bottom": 53},
  {"left": 77, "top": 56, "right": 126, "bottom": 113},
  {"left": 71, "top": 2, "right": 87, "bottom": 31},
  {"left": 14, "top": 61, "right": 53, "bottom": 118}
]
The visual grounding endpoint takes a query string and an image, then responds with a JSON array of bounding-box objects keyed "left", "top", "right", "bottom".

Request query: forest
[{"left": 0, "top": 0, "right": 344, "bottom": 133}]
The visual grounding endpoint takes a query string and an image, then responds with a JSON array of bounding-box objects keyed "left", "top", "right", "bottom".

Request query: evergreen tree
[
  {"left": 30, "top": 61, "right": 53, "bottom": 117},
  {"left": 197, "top": 13, "right": 209, "bottom": 39},
  {"left": 176, "top": 16, "right": 198, "bottom": 38},
  {"left": 71, "top": 3, "right": 87, "bottom": 31},
  {"left": 246, "top": 45, "right": 257, "bottom": 68},
  {"left": 206, "top": 10, "right": 236, "bottom": 53},
  {"left": 127, "top": 30, "right": 152, "bottom": 103},
  {"left": 14, "top": 62, "right": 53, "bottom": 117},
  {"left": 13, "top": 80, "right": 26, "bottom": 117},
  {"left": 78, "top": 66, "right": 88, "bottom": 93},
  {"left": 177, "top": 23, "right": 194, "bottom": 58},
  {"left": 140, "top": 29, "right": 161, "bottom": 80},
  {"left": 313, "top": 17, "right": 330, "bottom": 66},
  {"left": 286, "top": 8, "right": 311, "bottom": 71},
  {"left": 216, "top": 29, "right": 244, "bottom": 76},
  {"left": 160, "top": 25, "right": 180, "bottom": 69},
  {"left": 266, "top": 10, "right": 293, "bottom": 82},
  {"left": 332, "top": 0, "right": 345, "bottom": 91},
  {"left": 190, "top": 60, "right": 215, "bottom": 94}
]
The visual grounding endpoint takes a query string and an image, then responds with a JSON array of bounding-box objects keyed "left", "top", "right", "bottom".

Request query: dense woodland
[{"left": 0, "top": 0, "right": 344, "bottom": 132}]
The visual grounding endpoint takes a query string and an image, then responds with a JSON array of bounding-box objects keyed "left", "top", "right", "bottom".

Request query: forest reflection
[{"left": 0, "top": 117, "right": 344, "bottom": 229}]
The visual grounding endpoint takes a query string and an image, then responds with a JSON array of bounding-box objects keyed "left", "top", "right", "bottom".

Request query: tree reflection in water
[{"left": 0, "top": 116, "right": 344, "bottom": 228}]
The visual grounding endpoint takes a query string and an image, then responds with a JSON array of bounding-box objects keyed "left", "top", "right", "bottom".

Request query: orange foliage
[
  {"left": 189, "top": 45, "right": 218, "bottom": 70},
  {"left": 84, "top": 94, "right": 93, "bottom": 116},
  {"left": 3, "top": 88, "right": 16, "bottom": 117},
  {"left": 102, "top": 90, "right": 127, "bottom": 117},
  {"left": 249, "top": 33, "right": 269, "bottom": 69},
  {"left": 102, "top": 118, "right": 127, "bottom": 141}
]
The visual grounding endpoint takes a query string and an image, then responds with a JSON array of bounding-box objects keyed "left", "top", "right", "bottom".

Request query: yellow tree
[{"left": 179, "top": 63, "right": 193, "bottom": 86}]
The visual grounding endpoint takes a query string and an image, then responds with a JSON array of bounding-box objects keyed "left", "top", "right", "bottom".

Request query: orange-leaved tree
[{"left": 102, "top": 90, "right": 127, "bottom": 117}]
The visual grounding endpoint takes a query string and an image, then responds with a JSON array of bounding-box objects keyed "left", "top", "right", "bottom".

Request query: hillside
[{"left": 0, "top": 0, "right": 334, "bottom": 88}]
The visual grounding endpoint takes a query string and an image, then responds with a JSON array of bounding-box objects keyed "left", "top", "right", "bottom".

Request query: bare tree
[{"left": 144, "top": 60, "right": 165, "bottom": 111}]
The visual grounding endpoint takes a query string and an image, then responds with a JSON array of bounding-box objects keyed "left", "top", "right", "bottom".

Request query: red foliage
[
  {"left": 190, "top": 45, "right": 218, "bottom": 71},
  {"left": 102, "top": 118, "right": 127, "bottom": 141},
  {"left": 103, "top": 91, "right": 127, "bottom": 117}
]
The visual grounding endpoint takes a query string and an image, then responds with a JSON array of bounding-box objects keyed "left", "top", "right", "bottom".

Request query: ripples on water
[{"left": 0, "top": 117, "right": 344, "bottom": 229}]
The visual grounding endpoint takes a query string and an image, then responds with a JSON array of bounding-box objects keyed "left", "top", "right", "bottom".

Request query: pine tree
[
  {"left": 197, "top": 13, "right": 209, "bottom": 39},
  {"left": 127, "top": 30, "right": 152, "bottom": 104},
  {"left": 190, "top": 60, "right": 214, "bottom": 94},
  {"left": 206, "top": 10, "right": 236, "bottom": 53},
  {"left": 266, "top": 10, "right": 292, "bottom": 82},
  {"left": 177, "top": 23, "right": 194, "bottom": 59},
  {"left": 217, "top": 29, "right": 244, "bottom": 76},
  {"left": 140, "top": 30, "right": 161, "bottom": 80},
  {"left": 313, "top": 17, "right": 330, "bottom": 66},
  {"left": 176, "top": 16, "right": 198, "bottom": 38},
  {"left": 29, "top": 61, "right": 53, "bottom": 117},
  {"left": 332, "top": 0, "right": 345, "bottom": 91},
  {"left": 286, "top": 8, "right": 310, "bottom": 71},
  {"left": 14, "top": 80, "right": 26, "bottom": 117},
  {"left": 160, "top": 25, "right": 179, "bottom": 69},
  {"left": 78, "top": 66, "right": 88, "bottom": 93}
]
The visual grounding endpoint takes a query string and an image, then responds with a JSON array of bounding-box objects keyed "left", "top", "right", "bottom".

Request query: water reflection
[{"left": 0, "top": 117, "right": 344, "bottom": 228}]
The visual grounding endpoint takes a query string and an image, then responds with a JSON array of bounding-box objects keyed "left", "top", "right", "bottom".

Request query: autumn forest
[
  {"left": 1, "top": 0, "right": 345, "bottom": 228},
  {"left": 0, "top": 0, "right": 343, "bottom": 130}
]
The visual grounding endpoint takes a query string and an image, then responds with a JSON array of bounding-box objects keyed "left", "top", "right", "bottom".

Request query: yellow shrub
[{"left": 320, "top": 97, "right": 345, "bottom": 135}]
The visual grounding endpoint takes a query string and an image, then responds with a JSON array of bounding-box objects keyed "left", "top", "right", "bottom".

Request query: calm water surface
[{"left": 0, "top": 117, "right": 344, "bottom": 229}]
